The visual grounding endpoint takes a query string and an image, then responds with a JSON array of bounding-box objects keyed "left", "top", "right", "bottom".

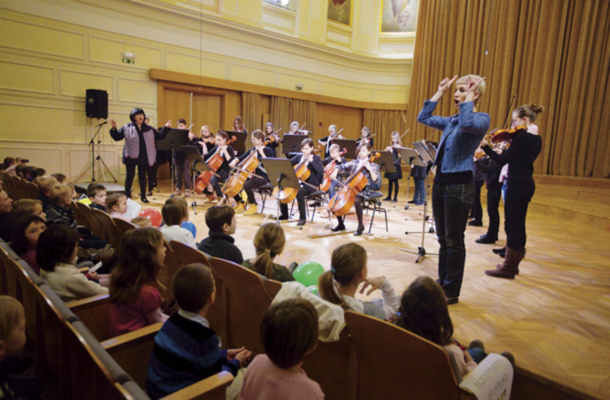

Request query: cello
[
  {"left": 272, "top": 145, "right": 322, "bottom": 204},
  {"left": 222, "top": 138, "right": 273, "bottom": 198},
  {"left": 327, "top": 153, "right": 380, "bottom": 216},
  {"left": 320, "top": 148, "right": 347, "bottom": 192},
  {"left": 194, "top": 135, "right": 236, "bottom": 194}
]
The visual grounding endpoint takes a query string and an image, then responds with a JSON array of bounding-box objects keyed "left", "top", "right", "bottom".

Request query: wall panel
[
  {"left": 60, "top": 70, "right": 113, "bottom": 99},
  {"left": 0, "top": 61, "right": 55, "bottom": 94}
]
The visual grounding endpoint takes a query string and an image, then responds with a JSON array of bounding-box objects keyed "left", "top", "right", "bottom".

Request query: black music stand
[
  {"left": 281, "top": 134, "right": 306, "bottom": 156},
  {"left": 157, "top": 129, "right": 189, "bottom": 198},
  {"left": 400, "top": 141, "right": 438, "bottom": 263},
  {"left": 395, "top": 147, "right": 425, "bottom": 210},
  {"left": 224, "top": 131, "right": 248, "bottom": 155},
  {"left": 374, "top": 151, "right": 396, "bottom": 174},
  {"left": 333, "top": 139, "right": 358, "bottom": 159},
  {"left": 181, "top": 145, "right": 209, "bottom": 215},
  {"left": 261, "top": 158, "right": 301, "bottom": 224}
]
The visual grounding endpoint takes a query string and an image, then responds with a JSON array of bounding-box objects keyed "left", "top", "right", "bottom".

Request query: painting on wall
[
  {"left": 380, "top": 0, "right": 419, "bottom": 33},
  {"left": 327, "top": 0, "right": 352, "bottom": 27}
]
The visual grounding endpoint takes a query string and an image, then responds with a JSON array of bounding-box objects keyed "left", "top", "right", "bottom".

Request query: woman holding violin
[
  {"left": 279, "top": 138, "right": 324, "bottom": 226},
  {"left": 228, "top": 130, "right": 273, "bottom": 215},
  {"left": 356, "top": 127, "right": 374, "bottom": 148},
  {"left": 330, "top": 142, "right": 380, "bottom": 236},
  {"left": 197, "top": 125, "right": 216, "bottom": 154},
  {"left": 264, "top": 122, "right": 280, "bottom": 157},
  {"left": 482, "top": 104, "right": 543, "bottom": 279}
]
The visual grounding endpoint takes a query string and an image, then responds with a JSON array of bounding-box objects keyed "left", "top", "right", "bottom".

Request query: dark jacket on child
[
  {"left": 46, "top": 205, "right": 77, "bottom": 230},
  {"left": 38, "top": 192, "right": 51, "bottom": 211},
  {"left": 197, "top": 231, "right": 243, "bottom": 265},
  {"left": 89, "top": 203, "right": 108, "bottom": 213}
]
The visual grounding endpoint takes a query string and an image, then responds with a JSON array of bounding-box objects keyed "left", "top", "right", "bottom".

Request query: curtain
[
  {"left": 270, "top": 96, "right": 317, "bottom": 154},
  {"left": 241, "top": 92, "right": 261, "bottom": 150},
  {"left": 363, "top": 109, "right": 409, "bottom": 150},
  {"left": 406, "top": 0, "right": 610, "bottom": 178}
]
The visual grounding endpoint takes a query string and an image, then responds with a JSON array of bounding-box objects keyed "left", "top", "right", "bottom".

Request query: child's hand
[
  {"left": 464, "top": 349, "right": 473, "bottom": 363},
  {"left": 226, "top": 346, "right": 245, "bottom": 361},
  {"left": 228, "top": 347, "right": 253, "bottom": 365},
  {"left": 88, "top": 271, "right": 99, "bottom": 281},
  {"left": 360, "top": 277, "right": 385, "bottom": 296}
]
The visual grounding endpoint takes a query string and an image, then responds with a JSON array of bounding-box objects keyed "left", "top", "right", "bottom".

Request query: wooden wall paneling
[
  {"left": 317, "top": 104, "right": 364, "bottom": 142},
  {"left": 192, "top": 94, "right": 221, "bottom": 135}
]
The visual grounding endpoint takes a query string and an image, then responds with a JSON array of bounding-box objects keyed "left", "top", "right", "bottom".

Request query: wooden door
[{"left": 192, "top": 93, "right": 221, "bottom": 135}]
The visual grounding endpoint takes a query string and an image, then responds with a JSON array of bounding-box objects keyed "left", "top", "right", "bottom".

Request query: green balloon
[
  {"left": 293, "top": 261, "right": 325, "bottom": 287},
  {"left": 307, "top": 285, "right": 319, "bottom": 296}
]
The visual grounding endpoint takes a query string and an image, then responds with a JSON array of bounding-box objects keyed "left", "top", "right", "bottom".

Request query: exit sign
[{"left": 122, "top": 58, "right": 134, "bottom": 64}]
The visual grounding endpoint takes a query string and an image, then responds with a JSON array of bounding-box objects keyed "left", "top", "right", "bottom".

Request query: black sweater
[
  {"left": 483, "top": 131, "right": 542, "bottom": 184},
  {"left": 290, "top": 154, "right": 324, "bottom": 186}
]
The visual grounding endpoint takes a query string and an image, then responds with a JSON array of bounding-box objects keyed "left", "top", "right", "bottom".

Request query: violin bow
[{"left": 503, "top": 95, "right": 517, "bottom": 129}]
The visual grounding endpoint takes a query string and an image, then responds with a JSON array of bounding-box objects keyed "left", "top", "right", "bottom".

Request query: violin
[
  {"left": 320, "top": 148, "right": 347, "bottom": 192},
  {"left": 194, "top": 135, "right": 236, "bottom": 194},
  {"left": 487, "top": 125, "right": 526, "bottom": 144},
  {"left": 223, "top": 138, "right": 272, "bottom": 198},
  {"left": 327, "top": 153, "right": 380, "bottom": 216},
  {"left": 272, "top": 145, "right": 323, "bottom": 204}
]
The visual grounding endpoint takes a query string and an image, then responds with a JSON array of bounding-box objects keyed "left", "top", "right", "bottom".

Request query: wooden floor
[{"left": 139, "top": 182, "right": 610, "bottom": 399}]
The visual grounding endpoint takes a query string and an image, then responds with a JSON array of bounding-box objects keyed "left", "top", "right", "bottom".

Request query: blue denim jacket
[{"left": 417, "top": 100, "right": 490, "bottom": 174}]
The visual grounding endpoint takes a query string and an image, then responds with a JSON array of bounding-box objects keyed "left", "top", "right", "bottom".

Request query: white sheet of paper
[
  {"left": 459, "top": 353, "right": 513, "bottom": 400},
  {"left": 89, "top": 261, "right": 103, "bottom": 273},
  {"left": 125, "top": 198, "right": 141, "bottom": 219}
]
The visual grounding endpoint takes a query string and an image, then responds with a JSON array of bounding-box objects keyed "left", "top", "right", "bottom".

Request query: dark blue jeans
[
  {"left": 486, "top": 181, "right": 503, "bottom": 239},
  {"left": 470, "top": 180, "right": 484, "bottom": 222},
  {"left": 432, "top": 182, "right": 475, "bottom": 298},
  {"left": 413, "top": 177, "right": 426, "bottom": 203}
]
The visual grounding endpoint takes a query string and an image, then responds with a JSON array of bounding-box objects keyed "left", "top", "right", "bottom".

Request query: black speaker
[{"left": 86, "top": 89, "right": 108, "bottom": 119}]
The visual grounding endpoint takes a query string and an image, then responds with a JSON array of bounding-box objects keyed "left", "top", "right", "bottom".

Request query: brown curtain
[
  {"left": 270, "top": 96, "right": 317, "bottom": 154},
  {"left": 407, "top": 0, "right": 610, "bottom": 178},
  {"left": 363, "top": 109, "right": 409, "bottom": 150},
  {"left": 241, "top": 92, "right": 261, "bottom": 150}
]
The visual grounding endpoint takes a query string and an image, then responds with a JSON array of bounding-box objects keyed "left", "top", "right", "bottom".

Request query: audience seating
[
  {"left": 67, "top": 294, "right": 111, "bottom": 341},
  {"left": 344, "top": 311, "right": 478, "bottom": 400},
  {"left": 210, "top": 257, "right": 273, "bottom": 356},
  {"left": 160, "top": 240, "right": 183, "bottom": 301},
  {"left": 0, "top": 172, "right": 38, "bottom": 201},
  {"left": 91, "top": 208, "right": 122, "bottom": 247},
  {"left": 67, "top": 201, "right": 88, "bottom": 228},
  {"left": 113, "top": 217, "right": 137, "bottom": 239}
]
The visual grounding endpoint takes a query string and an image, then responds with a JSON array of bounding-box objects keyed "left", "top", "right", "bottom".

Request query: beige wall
[{"left": 0, "top": 0, "right": 413, "bottom": 181}]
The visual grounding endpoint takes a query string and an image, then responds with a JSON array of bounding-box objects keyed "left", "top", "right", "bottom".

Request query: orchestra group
[{"left": 110, "top": 73, "right": 542, "bottom": 304}]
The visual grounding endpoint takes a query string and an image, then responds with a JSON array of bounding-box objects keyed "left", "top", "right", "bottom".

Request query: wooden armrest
[
  {"left": 66, "top": 293, "right": 109, "bottom": 311},
  {"left": 101, "top": 323, "right": 163, "bottom": 350},
  {"left": 78, "top": 266, "right": 90, "bottom": 273},
  {"left": 160, "top": 371, "right": 234, "bottom": 400}
]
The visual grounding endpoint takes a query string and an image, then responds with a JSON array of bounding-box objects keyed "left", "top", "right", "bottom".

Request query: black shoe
[
  {"left": 498, "top": 249, "right": 506, "bottom": 258},
  {"left": 383, "top": 197, "right": 392, "bottom": 201},
  {"left": 475, "top": 234, "right": 497, "bottom": 244},
  {"left": 446, "top": 297, "right": 459, "bottom": 305},
  {"left": 279, "top": 214, "right": 289, "bottom": 221},
  {"left": 391, "top": 198, "right": 398, "bottom": 203},
  {"left": 140, "top": 196, "right": 150, "bottom": 204},
  {"left": 408, "top": 200, "right": 417, "bottom": 204},
  {"left": 297, "top": 219, "right": 306, "bottom": 226},
  {"left": 354, "top": 225, "right": 365, "bottom": 236},
  {"left": 468, "top": 220, "right": 483, "bottom": 226},
  {"left": 146, "top": 191, "right": 153, "bottom": 196},
  {"left": 492, "top": 247, "right": 506, "bottom": 254},
  {"left": 331, "top": 224, "right": 346, "bottom": 232}
]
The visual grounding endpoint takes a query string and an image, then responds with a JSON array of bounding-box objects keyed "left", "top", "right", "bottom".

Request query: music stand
[
  {"left": 157, "top": 129, "right": 189, "bottom": 197},
  {"left": 395, "top": 147, "right": 425, "bottom": 210},
  {"left": 400, "top": 141, "right": 438, "bottom": 263},
  {"left": 333, "top": 139, "right": 358, "bottom": 159},
  {"left": 224, "top": 131, "right": 248, "bottom": 155},
  {"left": 374, "top": 151, "right": 396, "bottom": 174},
  {"left": 281, "top": 134, "right": 306, "bottom": 156},
  {"left": 181, "top": 145, "right": 209, "bottom": 215},
  {"left": 260, "top": 158, "right": 301, "bottom": 224}
]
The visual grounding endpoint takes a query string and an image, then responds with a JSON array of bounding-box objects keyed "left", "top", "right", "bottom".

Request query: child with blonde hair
[
  {"left": 131, "top": 216, "right": 152, "bottom": 228},
  {"left": 242, "top": 223, "right": 295, "bottom": 282},
  {"left": 318, "top": 243, "right": 400, "bottom": 320},
  {"left": 36, "top": 175, "right": 57, "bottom": 211},
  {"left": 106, "top": 193, "right": 129, "bottom": 221}
]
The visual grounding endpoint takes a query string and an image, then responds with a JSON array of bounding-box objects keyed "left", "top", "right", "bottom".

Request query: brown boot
[
  {"left": 89, "top": 245, "right": 117, "bottom": 265},
  {"left": 77, "top": 247, "right": 92, "bottom": 262},
  {"left": 485, "top": 247, "right": 521, "bottom": 279},
  {"left": 515, "top": 248, "right": 526, "bottom": 275}
]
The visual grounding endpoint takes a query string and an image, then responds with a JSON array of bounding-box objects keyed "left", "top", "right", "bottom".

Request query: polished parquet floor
[{"left": 142, "top": 182, "right": 610, "bottom": 399}]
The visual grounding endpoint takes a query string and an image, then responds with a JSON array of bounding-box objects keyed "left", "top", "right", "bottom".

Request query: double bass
[
  {"left": 319, "top": 148, "right": 347, "bottom": 192},
  {"left": 327, "top": 153, "right": 380, "bottom": 216},
  {"left": 272, "top": 145, "right": 322, "bottom": 204},
  {"left": 222, "top": 138, "right": 272, "bottom": 198},
  {"left": 194, "top": 135, "right": 236, "bottom": 194}
]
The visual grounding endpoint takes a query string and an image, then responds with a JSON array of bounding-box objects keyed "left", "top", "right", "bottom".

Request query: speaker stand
[{"left": 76, "top": 119, "right": 117, "bottom": 183}]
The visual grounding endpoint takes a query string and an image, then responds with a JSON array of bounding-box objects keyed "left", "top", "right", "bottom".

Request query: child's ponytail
[
  {"left": 251, "top": 223, "right": 285, "bottom": 280},
  {"left": 318, "top": 243, "right": 367, "bottom": 310}
]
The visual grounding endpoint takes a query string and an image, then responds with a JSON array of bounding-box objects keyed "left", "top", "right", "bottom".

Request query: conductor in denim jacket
[{"left": 417, "top": 74, "right": 490, "bottom": 305}]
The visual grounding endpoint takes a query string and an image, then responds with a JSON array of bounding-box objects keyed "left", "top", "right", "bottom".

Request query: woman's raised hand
[
  {"left": 437, "top": 75, "right": 458, "bottom": 95},
  {"left": 109, "top": 119, "right": 117, "bottom": 129}
]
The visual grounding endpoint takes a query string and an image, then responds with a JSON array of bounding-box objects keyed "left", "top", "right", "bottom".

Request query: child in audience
[
  {"left": 109, "top": 228, "right": 168, "bottom": 337},
  {"left": 10, "top": 199, "right": 46, "bottom": 222},
  {"left": 131, "top": 216, "right": 153, "bottom": 228},
  {"left": 394, "top": 276, "right": 514, "bottom": 376},
  {"left": 87, "top": 183, "right": 108, "bottom": 212},
  {"left": 36, "top": 175, "right": 57, "bottom": 211},
  {"left": 239, "top": 299, "right": 323, "bottom": 400},
  {"left": 11, "top": 215, "right": 46, "bottom": 274},
  {"left": 51, "top": 173, "right": 67, "bottom": 184},
  {"left": 0, "top": 189, "right": 14, "bottom": 242},
  {"left": 147, "top": 263, "right": 251, "bottom": 400},
  {"left": 160, "top": 198, "right": 195, "bottom": 247},
  {"left": 0, "top": 296, "right": 42, "bottom": 400},
  {"left": 30, "top": 168, "right": 46, "bottom": 181},
  {"left": 106, "top": 193, "right": 129, "bottom": 221},
  {"left": 318, "top": 243, "right": 400, "bottom": 320},
  {"left": 46, "top": 184, "right": 78, "bottom": 229},
  {"left": 38, "top": 225, "right": 109, "bottom": 302},
  {"left": 242, "top": 223, "right": 295, "bottom": 282},
  {"left": 198, "top": 205, "right": 243, "bottom": 264}
]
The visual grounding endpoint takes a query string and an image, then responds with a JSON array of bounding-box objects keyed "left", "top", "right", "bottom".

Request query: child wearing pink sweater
[{"left": 238, "top": 299, "right": 324, "bottom": 400}]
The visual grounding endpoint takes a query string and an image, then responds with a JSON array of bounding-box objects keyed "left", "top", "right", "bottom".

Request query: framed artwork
[
  {"left": 380, "top": 0, "right": 419, "bottom": 33},
  {"left": 327, "top": 0, "right": 352, "bottom": 27}
]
